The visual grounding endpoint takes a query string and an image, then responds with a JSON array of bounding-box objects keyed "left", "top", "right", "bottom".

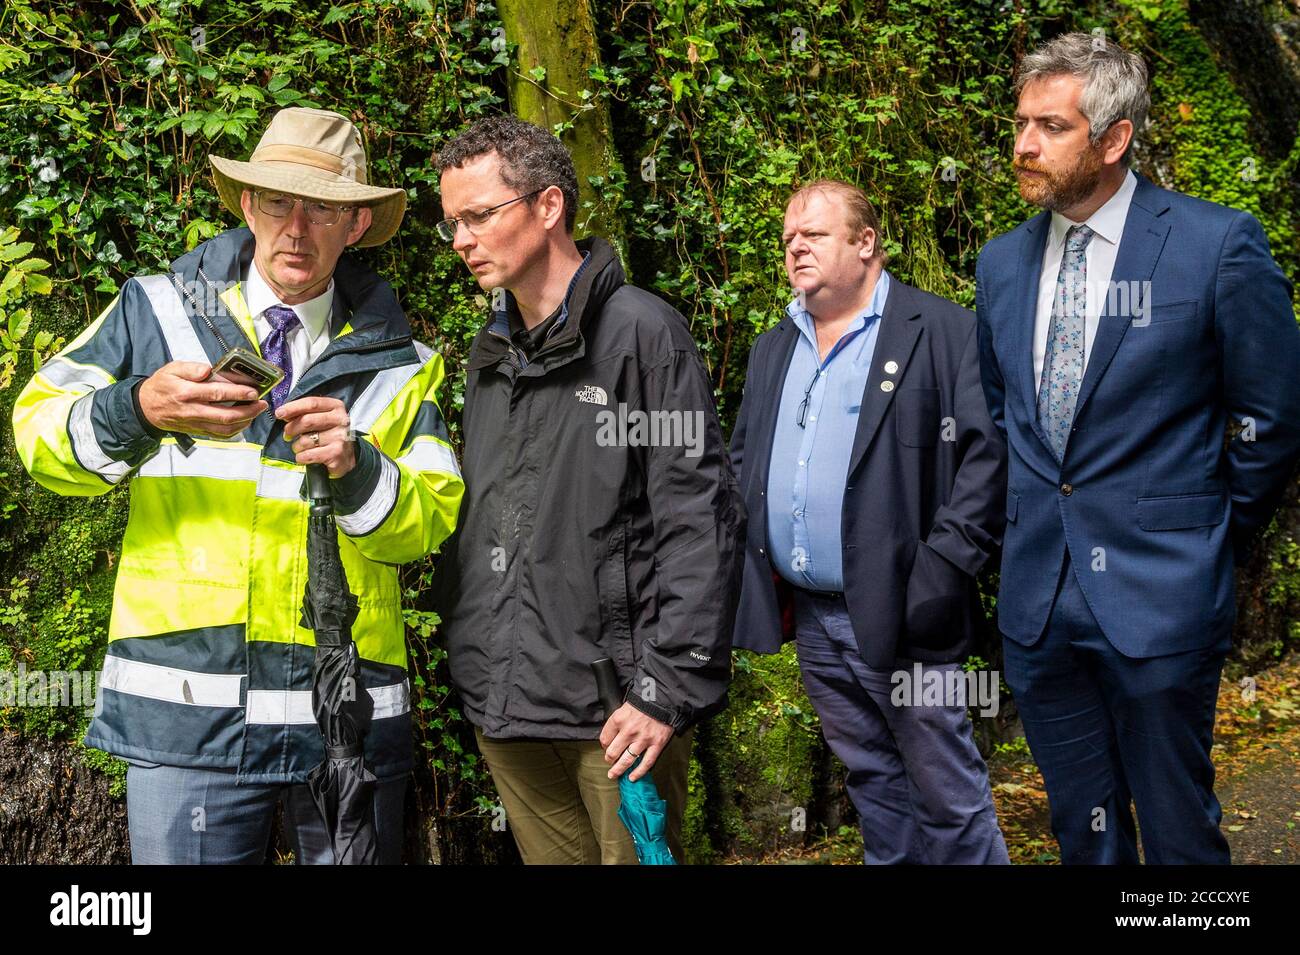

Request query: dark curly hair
[{"left": 435, "top": 115, "right": 579, "bottom": 233}]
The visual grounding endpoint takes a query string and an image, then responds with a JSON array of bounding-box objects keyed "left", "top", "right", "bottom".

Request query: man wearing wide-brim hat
[{"left": 12, "top": 107, "right": 465, "bottom": 863}]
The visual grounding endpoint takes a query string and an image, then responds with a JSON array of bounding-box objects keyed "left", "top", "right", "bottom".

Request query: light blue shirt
[{"left": 766, "top": 270, "right": 891, "bottom": 591}]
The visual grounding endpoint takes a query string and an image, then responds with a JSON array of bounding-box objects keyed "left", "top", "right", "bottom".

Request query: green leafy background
[{"left": 1, "top": 0, "right": 1296, "bottom": 862}]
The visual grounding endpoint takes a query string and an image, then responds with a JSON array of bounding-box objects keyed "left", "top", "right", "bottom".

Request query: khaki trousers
[{"left": 474, "top": 726, "right": 693, "bottom": 864}]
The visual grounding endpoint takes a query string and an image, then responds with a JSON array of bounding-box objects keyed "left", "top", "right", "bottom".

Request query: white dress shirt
[
  {"left": 243, "top": 261, "right": 334, "bottom": 392},
  {"left": 1033, "top": 168, "right": 1137, "bottom": 387}
]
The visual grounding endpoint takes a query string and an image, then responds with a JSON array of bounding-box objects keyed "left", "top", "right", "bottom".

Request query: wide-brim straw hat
[{"left": 209, "top": 107, "right": 406, "bottom": 247}]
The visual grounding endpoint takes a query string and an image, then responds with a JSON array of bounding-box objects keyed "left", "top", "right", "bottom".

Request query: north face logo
[{"left": 575, "top": 385, "right": 608, "bottom": 405}]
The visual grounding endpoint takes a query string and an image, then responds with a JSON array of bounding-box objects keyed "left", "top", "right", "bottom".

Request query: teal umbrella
[{"left": 592, "top": 658, "right": 677, "bottom": 865}]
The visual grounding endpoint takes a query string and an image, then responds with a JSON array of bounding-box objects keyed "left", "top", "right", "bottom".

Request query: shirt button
[
  {"left": 759, "top": 547, "right": 766, "bottom": 556},
  {"left": 1060, "top": 483, "right": 1073, "bottom": 496},
  {"left": 809, "top": 415, "right": 817, "bottom": 423},
  {"left": 798, "top": 460, "right": 806, "bottom": 467},
  {"left": 793, "top": 509, "right": 802, "bottom": 517}
]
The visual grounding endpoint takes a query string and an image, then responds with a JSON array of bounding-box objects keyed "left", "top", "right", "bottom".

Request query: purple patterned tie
[{"left": 261, "top": 304, "right": 300, "bottom": 412}]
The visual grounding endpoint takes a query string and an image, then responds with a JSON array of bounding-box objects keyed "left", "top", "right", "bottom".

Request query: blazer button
[
  {"left": 759, "top": 547, "right": 766, "bottom": 556},
  {"left": 1060, "top": 483, "right": 1073, "bottom": 496}
]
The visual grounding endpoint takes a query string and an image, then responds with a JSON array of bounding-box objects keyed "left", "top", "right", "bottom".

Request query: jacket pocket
[
  {"left": 895, "top": 388, "right": 940, "bottom": 448},
  {"left": 1136, "top": 492, "right": 1225, "bottom": 530},
  {"left": 598, "top": 523, "right": 636, "bottom": 674},
  {"left": 1137, "top": 300, "right": 1198, "bottom": 326},
  {"left": 1006, "top": 488, "right": 1019, "bottom": 524},
  {"left": 903, "top": 540, "right": 972, "bottom": 653}
]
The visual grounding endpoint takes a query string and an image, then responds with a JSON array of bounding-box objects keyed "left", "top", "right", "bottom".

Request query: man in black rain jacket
[{"left": 433, "top": 116, "right": 744, "bottom": 863}]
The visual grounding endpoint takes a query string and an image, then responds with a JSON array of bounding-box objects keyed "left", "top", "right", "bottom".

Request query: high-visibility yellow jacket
[{"left": 11, "top": 228, "right": 464, "bottom": 782}]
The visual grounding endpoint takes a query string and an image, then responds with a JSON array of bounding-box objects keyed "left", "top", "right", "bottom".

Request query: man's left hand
[
  {"left": 600, "top": 703, "right": 674, "bottom": 782},
  {"left": 277, "top": 396, "right": 356, "bottom": 477}
]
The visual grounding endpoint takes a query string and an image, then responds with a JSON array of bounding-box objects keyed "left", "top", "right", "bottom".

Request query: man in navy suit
[
  {"left": 732, "top": 180, "right": 1010, "bottom": 863},
  {"left": 976, "top": 32, "right": 1300, "bottom": 864}
]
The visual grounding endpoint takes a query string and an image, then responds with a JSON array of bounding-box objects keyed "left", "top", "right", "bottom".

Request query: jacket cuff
[
  {"left": 130, "top": 378, "right": 168, "bottom": 441},
  {"left": 623, "top": 682, "right": 686, "bottom": 734},
  {"left": 332, "top": 438, "right": 400, "bottom": 536},
  {"left": 331, "top": 435, "right": 382, "bottom": 513},
  {"left": 90, "top": 376, "right": 164, "bottom": 462}
]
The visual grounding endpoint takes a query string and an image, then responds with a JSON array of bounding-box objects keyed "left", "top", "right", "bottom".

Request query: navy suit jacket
[
  {"left": 730, "top": 278, "right": 1007, "bottom": 668},
  {"left": 975, "top": 172, "right": 1300, "bottom": 656}
]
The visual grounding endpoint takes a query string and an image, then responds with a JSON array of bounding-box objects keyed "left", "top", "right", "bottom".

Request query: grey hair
[
  {"left": 1015, "top": 32, "right": 1150, "bottom": 164},
  {"left": 435, "top": 115, "right": 579, "bottom": 233}
]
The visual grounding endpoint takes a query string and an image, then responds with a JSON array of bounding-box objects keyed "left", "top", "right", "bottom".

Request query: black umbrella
[{"left": 300, "top": 463, "right": 380, "bottom": 864}]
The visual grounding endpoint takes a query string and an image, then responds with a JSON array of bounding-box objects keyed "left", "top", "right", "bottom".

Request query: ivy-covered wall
[{"left": 1, "top": 0, "right": 1296, "bottom": 862}]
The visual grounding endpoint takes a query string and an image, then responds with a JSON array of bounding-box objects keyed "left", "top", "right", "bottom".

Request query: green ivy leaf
[
  {"left": 8, "top": 309, "right": 31, "bottom": 341},
  {"left": 0, "top": 242, "right": 34, "bottom": 263}
]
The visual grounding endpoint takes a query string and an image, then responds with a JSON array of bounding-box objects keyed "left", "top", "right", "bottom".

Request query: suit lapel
[
  {"left": 1013, "top": 210, "right": 1055, "bottom": 458},
  {"left": 751, "top": 319, "right": 799, "bottom": 486},
  {"left": 1072, "top": 175, "right": 1172, "bottom": 420},
  {"left": 846, "top": 280, "right": 922, "bottom": 478}
]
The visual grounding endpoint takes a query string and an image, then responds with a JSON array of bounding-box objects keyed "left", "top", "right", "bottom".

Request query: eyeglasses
[
  {"left": 796, "top": 366, "right": 821, "bottom": 428},
  {"left": 254, "top": 190, "right": 356, "bottom": 226},
  {"left": 436, "top": 188, "right": 546, "bottom": 242}
]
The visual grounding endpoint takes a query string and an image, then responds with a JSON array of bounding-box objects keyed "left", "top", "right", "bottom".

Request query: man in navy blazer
[
  {"left": 731, "top": 180, "right": 1010, "bottom": 863},
  {"left": 976, "top": 33, "right": 1300, "bottom": 864}
]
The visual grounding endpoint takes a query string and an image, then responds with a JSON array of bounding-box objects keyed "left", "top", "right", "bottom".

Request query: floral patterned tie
[
  {"left": 1036, "top": 224, "right": 1093, "bottom": 462},
  {"left": 261, "top": 304, "right": 300, "bottom": 412}
]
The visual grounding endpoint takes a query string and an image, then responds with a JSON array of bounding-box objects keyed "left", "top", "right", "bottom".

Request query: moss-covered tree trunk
[{"left": 497, "top": 0, "right": 625, "bottom": 250}]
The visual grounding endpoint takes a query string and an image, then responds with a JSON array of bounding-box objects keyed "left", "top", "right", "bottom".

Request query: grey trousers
[
  {"left": 125, "top": 760, "right": 406, "bottom": 864},
  {"left": 793, "top": 590, "right": 1010, "bottom": 864}
]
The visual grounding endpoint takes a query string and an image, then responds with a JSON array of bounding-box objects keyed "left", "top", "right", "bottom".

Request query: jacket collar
[
  {"left": 845, "top": 278, "right": 924, "bottom": 478},
  {"left": 168, "top": 227, "right": 417, "bottom": 399},
  {"left": 169, "top": 227, "right": 413, "bottom": 355},
  {"left": 468, "top": 235, "right": 625, "bottom": 373}
]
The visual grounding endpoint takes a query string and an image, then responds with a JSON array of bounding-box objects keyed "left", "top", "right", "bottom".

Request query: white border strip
[
  {"left": 395, "top": 438, "right": 461, "bottom": 477},
  {"left": 245, "top": 681, "right": 410, "bottom": 725},
  {"left": 100, "top": 655, "right": 244, "bottom": 707},
  {"left": 68, "top": 393, "right": 131, "bottom": 482},
  {"left": 335, "top": 453, "right": 399, "bottom": 536},
  {"left": 135, "top": 274, "right": 209, "bottom": 364}
]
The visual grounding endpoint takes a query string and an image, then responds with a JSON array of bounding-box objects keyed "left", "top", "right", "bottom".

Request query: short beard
[{"left": 1015, "top": 141, "right": 1106, "bottom": 213}]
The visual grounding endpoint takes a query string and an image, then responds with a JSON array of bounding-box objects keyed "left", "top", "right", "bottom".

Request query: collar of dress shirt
[
  {"left": 1047, "top": 167, "right": 1137, "bottom": 251},
  {"left": 786, "top": 268, "right": 892, "bottom": 348},
  {"left": 244, "top": 259, "right": 334, "bottom": 345}
]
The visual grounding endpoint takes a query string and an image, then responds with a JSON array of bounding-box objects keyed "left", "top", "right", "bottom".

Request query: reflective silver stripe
[
  {"left": 256, "top": 462, "right": 304, "bottom": 501},
  {"left": 99, "top": 655, "right": 244, "bottom": 707},
  {"left": 137, "top": 441, "right": 260, "bottom": 481},
  {"left": 39, "top": 357, "right": 114, "bottom": 391},
  {"left": 395, "top": 438, "right": 461, "bottom": 478},
  {"left": 68, "top": 393, "right": 131, "bottom": 482},
  {"left": 335, "top": 453, "right": 398, "bottom": 536},
  {"left": 245, "top": 681, "right": 410, "bottom": 725},
  {"left": 244, "top": 688, "right": 313, "bottom": 725},
  {"left": 135, "top": 443, "right": 307, "bottom": 499},
  {"left": 348, "top": 356, "right": 427, "bottom": 434},
  {"left": 135, "top": 273, "right": 209, "bottom": 364},
  {"left": 370, "top": 680, "right": 410, "bottom": 720}
]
